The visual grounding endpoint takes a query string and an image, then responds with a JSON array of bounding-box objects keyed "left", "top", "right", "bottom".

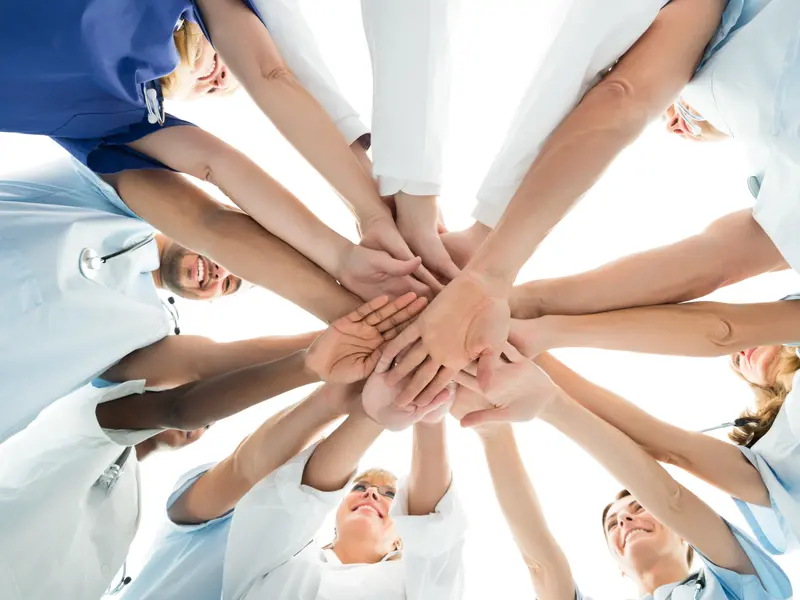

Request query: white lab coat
[
  {"left": 0, "top": 159, "right": 170, "bottom": 443},
  {"left": 680, "top": 0, "right": 800, "bottom": 272},
  {"left": 0, "top": 380, "right": 159, "bottom": 600},
  {"left": 472, "top": 0, "right": 671, "bottom": 226},
  {"left": 222, "top": 445, "right": 467, "bottom": 600}
]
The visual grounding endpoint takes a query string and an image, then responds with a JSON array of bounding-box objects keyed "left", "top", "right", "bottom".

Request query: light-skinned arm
[
  {"left": 169, "top": 382, "right": 356, "bottom": 524},
  {"left": 407, "top": 420, "right": 452, "bottom": 517},
  {"left": 510, "top": 210, "right": 788, "bottom": 319}
]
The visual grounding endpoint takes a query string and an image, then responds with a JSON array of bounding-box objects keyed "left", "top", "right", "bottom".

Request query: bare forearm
[
  {"left": 408, "top": 421, "right": 451, "bottom": 516},
  {"left": 532, "top": 301, "right": 800, "bottom": 357},
  {"left": 534, "top": 353, "right": 768, "bottom": 505},
  {"left": 302, "top": 412, "right": 384, "bottom": 492},
  {"left": 480, "top": 426, "right": 574, "bottom": 599}
]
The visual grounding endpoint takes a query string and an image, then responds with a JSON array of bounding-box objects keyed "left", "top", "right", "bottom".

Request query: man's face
[
  {"left": 160, "top": 242, "right": 243, "bottom": 300},
  {"left": 603, "top": 495, "right": 688, "bottom": 576},
  {"left": 663, "top": 99, "right": 728, "bottom": 142}
]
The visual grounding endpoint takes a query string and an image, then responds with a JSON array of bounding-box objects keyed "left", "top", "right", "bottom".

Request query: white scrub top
[
  {"left": 0, "top": 380, "right": 160, "bottom": 600},
  {"left": 736, "top": 368, "right": 800, "bottom": 555},
  {"left": 122, "top": 463, "right": 233, "bottom": 600},
  {"left": 222, "top": 445, "right": 467, "bottom": 600},
  {"left": 575, "top": 521, "right": 791, "bottom": 600},
  {"left": 473, "top": 0, "right": 671, "bottom": 226},
  {"left": 680, "top": 0, "right": 800, "bottom": 271},
  {"left": 0, "top": 157, "right": 171, "bottom": 442}
]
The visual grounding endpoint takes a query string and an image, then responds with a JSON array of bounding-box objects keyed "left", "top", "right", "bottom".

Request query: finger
[
  {"left": 406, "top": 276, "right": 432, "bottom": 299},
  {"left": 375, "top": 324, "right": 421, "bottom": 374},
  {"left": 501, "top": 341, "right": 525, "bottom": 363},
  {"left": 359, "top": 348, "right": 383, "bottom": 381},
  {"left": 476, "top": 350, "right": 499, "bottom": 392},
  {"left": 454, "top": 371, "right": 481, "bottom": 393},
  {"left": 435, "top": 254, "right": 461, "bottom": 282},
  {"left": 409, "top": 366, "right": 456, "bottom": 409},
  {"left": 385, "top": 342, "right": 429, "bottom": 387},
  {"left": 460, "top": 360, "right": 478, "bottom": 377},
  {"left": 377, "top": 254, "right": 423, "bottom": 278},
  {"left": 349, "top": 295, "right": 390, "bottom": 322},
  {"left": 364, "top": 292, "right": 418, "bottom": 326},
  {"left": 413, "top": 263, "right": 444, "bottom": 293},
  {"left": 460, "top": 407, "right": 514, "bottom": 428},
  {"left": 375, "top": 296, "right": 428, "bottom": 333},
  {"left": 417, "top": 388, "right": 452, "bottom": 419}
]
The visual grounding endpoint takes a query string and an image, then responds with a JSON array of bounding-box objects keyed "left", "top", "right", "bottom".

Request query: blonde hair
[
  {"left": 730, "top": 346, "right": 800, "bottom": 447},
  {"left": 323, "top": 468, "right": 403, "bottom": 562},
  {"left": 159, "top": 21, "right": 206, "bottom": 98}
]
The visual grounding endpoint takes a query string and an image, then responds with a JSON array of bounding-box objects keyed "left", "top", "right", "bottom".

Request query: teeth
[
  {"left": 624, "top": 529, "right": 647, "bottom": 547},
  {"left": 201, "top": 55, "right": 217, "bottom": 79},
  {"left": 197, "top": 259, "right": 205, "bottom": 283},
  {"left": 355, "top": 505, "right": 380, "bottom": 517}
]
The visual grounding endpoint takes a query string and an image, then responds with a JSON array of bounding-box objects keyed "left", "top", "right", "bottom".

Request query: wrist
[
  {"left": 330, "top": 237, "right": 358, "bottom": 280},
  {"left": 539, "top": 390, "right": 573, "bottom": 428},
  {"left": 476, "top": 422, "right": 513, "bottom": 443}
]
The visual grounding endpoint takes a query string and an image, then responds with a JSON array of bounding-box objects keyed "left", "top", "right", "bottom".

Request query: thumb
[
  {"left": 378, "top": 253, "right": 423, "bottom": 277},
  {"left": 476, "top": 350, "right": 498, "bottom": 391},
  {"left": 460, "top": 407, "right": 513, "bottom": 428}
]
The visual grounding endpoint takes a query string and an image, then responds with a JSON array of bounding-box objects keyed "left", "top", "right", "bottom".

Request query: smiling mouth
[
  {"left": 622, "top": 528, "right": 651, "bottom": 548},
  {"left": 195, "top": 256, "right": 212, "bottom": 289},
  {"left": 352, "top": 504, "right": 383, "bottom": 519},
  {"left": 198, "top": 53, "right": 219, "bottom": 82}
]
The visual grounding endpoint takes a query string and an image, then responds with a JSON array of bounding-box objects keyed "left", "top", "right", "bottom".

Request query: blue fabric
[
  {"left": 123, "top": 463, "right": 233, "bottom": 600},
  {"left": 697, "top": 0, "right": 773, "bottom": 72},
  {"left": 0, "top": 0, "right": 259, "bottom": 173}
]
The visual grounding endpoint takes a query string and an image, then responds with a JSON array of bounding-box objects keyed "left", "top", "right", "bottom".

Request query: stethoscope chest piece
[
  {"left": 78, "top": 248, "right": 103, "bottom": 280},
  {"left": 748, "top": 175, "right": 761, "bottom": 199}
]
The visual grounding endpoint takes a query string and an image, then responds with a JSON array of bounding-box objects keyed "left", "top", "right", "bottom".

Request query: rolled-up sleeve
[
  {"left": 389, "top": 477, "right": 467, "bottom": 600},
  {"left": 361, "top": 0, "right": 460, "bottom": 197},
  {"left": 250, "top": 0, "right": 369, "bottom": 147},
  {"left": 222, "top": 443, "right": 350, "bottom": 600},
  {"left": 473, "top": 0, "right": 666, "bottom": 227}
]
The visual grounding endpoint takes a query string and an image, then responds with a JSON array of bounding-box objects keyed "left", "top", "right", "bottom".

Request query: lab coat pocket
[{"left": 0, "top": 237, "right": 43, "bottom": 326}]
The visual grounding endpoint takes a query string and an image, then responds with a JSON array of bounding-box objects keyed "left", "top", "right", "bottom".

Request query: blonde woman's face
[
  {"left": 731, "top": 345, "right": 784, "bottom": 387},
  {"left": 169, "top": 36, "right": 240, "bottom": 101},
  {"left": 335, "top": 473, "right": 398, "bottom": 550}
]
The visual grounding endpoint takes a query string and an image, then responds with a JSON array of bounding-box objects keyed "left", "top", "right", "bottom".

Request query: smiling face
[
  {"left": 730, "top": 345, "right": 784, "bottom": 388},
  {"left": 159, "top": 241, "right": 243, "bottom": 300},
  {"left": 334, "top": 470, "right": 399, "bottom": 555},
  {"left": 663, "top": 99, "right": 728, "bottom": 142},
  {"left": 603, "top": 493, "right": 690, "bottom": 579}
]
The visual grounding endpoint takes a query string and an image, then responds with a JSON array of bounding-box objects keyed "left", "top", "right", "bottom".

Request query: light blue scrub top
[
  {"left": 0, "top": 158, "right": 169, "bottom": 442},
  {"left": 575, "top": 522, "right": 792, "bottom": 600},
  {"left": 122, "top": 463, "right": 232, "bottom": 600}
]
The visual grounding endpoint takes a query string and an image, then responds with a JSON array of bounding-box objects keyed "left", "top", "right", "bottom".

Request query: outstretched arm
[
  {"left": 103, "top": 168, "right": 360, "bottom": 323},
  {"left": 533, "top": 353, "right": 769, "bottom": 507},
  {"left": 515, "top": 298, "right": 800, "bottom": 358},
  {"left": 510, "top": 210, "right": 788, "bottom": 319},
  {"left": 103, "top": 331, "right": 321, "bottom": 389},
  {"left": 169, "top": 382, "right": 356, "bottom": 524},
  {"left": 407, "top": 420, "right": 452, "bottom": 517}
]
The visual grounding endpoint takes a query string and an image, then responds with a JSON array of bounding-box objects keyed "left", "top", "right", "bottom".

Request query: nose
[
  {"left": 665, "top": 110, "right": 686, "bottom": 136},
  {"left": 212, "top": 67, "right": 228, "bottom": 89},
  {"left": 362, "top": 487, "right": 380, "bottom": 501},
  {"left": 210, "top": 260, "right": 230, "bottom": 281},
  {"left": 617, "top": 512, "right": 634, "bottom": 529}
]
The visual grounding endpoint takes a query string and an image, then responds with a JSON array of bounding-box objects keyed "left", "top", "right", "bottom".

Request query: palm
[
  {"left": 306, "top": 294, "right": 428, "bottom": 384},
  {"left": 340, "top": 245, "right": 429, "bottom": 300},
  {"left": 362, "top": 372, "right": 453, "bottom": 431},
  {"left": 449, "top": 386, "right": 495, "bottom": 422}
]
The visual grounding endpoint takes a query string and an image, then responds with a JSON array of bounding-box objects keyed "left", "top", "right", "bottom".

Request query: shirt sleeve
[
  {"left": 222, "top": 443, "right": 351, "bottom": 600},
  {"left": 694, "top": 520, "right": 792, "bottom": 600},
  {"left": 166, "top": 463, "right": 235, "bottom": 531},
  {"left": 249, "top": 0, "right": 369, "bottom": 147},
  {"left": 389, "top": 477, "right": 467, "bottom": 600},
  {"left": 52, "top": 114, "right": 197, "bottom": 175},
  {"left": 472, "top": 0, "right": 665, "bottom": 227},
  {"left": 361, "top": 0, "right": 459, "bottom": 197}
]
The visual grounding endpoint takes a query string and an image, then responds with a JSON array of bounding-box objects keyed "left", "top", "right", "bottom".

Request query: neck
[
  {"left": 151, "top": 234, "right": 168, "bottom": 289},
  {"left": 635, "top": 562, "right": 691, "bottom": 596},
  {"left": 332, "top": 538, "right": 386, "bottom": 566},
  {"left": 134, "top": 439, "right": 158, "bottom": 462}
]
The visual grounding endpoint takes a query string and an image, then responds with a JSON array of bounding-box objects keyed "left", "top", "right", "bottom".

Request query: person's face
[
  {"left": 663, "top": 100, "right": 728, "bottom": 142},
  {"left": 335, "top": 472, "right": 399, "bottom": 550},
  {"left": 730, "top": 345, "right": 784, "bottom": 387},
  {"left": 604, "top": 495, "right": 687, "bottom": 576},
  {"left": 171, "top": 36, "right": 240, "bottom": 101},
  {"left": 160, "top": 242, "right": 243, "bottom": 300},
  {"left": 151, "top": 425, "right": 211, "bottom": 450}
]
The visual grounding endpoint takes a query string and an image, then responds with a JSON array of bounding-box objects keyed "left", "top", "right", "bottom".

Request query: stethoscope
[
  {"left": 142, "top": 81, "right": 165, "bottom": 126},
  {"left": 674, "top": 101, "right": 707, "bottom": 137},
  {"left": 78, "top": 233, "right": 181, "bottom": 335},
  {"left": 664, "top": 571, "right": 706, "bottom": 600}
]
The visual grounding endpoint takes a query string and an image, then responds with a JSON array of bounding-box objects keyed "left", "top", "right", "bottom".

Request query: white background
[{"left": 2, "top": 0, "right": 798, "bottom": 597}]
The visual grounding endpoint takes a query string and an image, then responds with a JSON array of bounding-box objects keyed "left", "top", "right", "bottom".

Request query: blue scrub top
[
  {"left": 122, "top": 463, "right": 233, "bottom": 600},
  {"left": 697, "top": 0, "right": 774, "bottom": 72},
  {"left": 0, "top": 0, "right": 259, "bottom": 174}
]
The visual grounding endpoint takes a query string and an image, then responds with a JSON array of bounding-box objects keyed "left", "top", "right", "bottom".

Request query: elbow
[
  {"left": 589, "top": 77, "right": 652, "bottom": 141},
  {"left": 705, "top": 316, "right": 738, "bottom": 352},
  {"left": 164, "top": 388, "right": 205, "bottom": 432}
]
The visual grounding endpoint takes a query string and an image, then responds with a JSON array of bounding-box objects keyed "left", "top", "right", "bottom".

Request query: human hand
[
  {"left": 338, "top": 243, "right": 430, "bottom": 301},
  {"left": 359, "top": 214, "right": 443, "bottom": 295},
  {"left": 455, "top": 343, "right": 559, "bottom": 427},
  {"left": 394, "top": 192, "right": 461, "bottom": 282},
  {"left": 440, "top": 222, "right": 492, "bottom": 270},
  {"left": 306, "top": 293, "right": 428, "bottom": 383},
  {"left": 374, "top": 271, "right": 511, "bottom": 408},
  {"left": 449, "top": 385, "right": 504, "bottom": 436},
  {"left": 362, "top": 371, "right": 453, "bottom": 431}
]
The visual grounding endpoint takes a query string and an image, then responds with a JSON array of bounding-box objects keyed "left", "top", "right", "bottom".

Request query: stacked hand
[
  {"left": 306, "top": 293, "right": 428, "bottom": 384},
  {"left": 362, "top": 370, "right": 454, "bottom": 431},
  {"left": 455, "top": 343, "right": 559, "bottom": 427},
  {"left": 338, "top": 243, "right": 431, "bottom": 300}
]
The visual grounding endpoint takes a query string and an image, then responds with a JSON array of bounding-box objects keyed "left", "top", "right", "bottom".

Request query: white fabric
[
  {"left": 250, "top": 0, "right": 369, "bottom": 146},
  {"left": 0, "top": 381, "right": 160, "bottom": 600},
  {"left": 361, "top": 0, "right": 460, "bottom": 197},
  {"left": 472, "top": 0, "right": 670, "bottom": 226},
  {"left": 679, "top": 0, "right": 800, "bottom": 271},
  {"left": 222, "top": 445, "right": 467, "bottom": 600},
  {"left": 0, "top": 158, "right": 170, "bottom": 443}
]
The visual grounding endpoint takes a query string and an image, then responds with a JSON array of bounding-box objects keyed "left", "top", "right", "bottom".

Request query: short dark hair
[{"left": 602, "top": 489, "right": 694, "bottom": 567}]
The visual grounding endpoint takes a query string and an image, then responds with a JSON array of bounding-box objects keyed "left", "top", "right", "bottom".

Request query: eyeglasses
[{"left": 350, "top": 481, "right": 396, "bottom": 499}]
